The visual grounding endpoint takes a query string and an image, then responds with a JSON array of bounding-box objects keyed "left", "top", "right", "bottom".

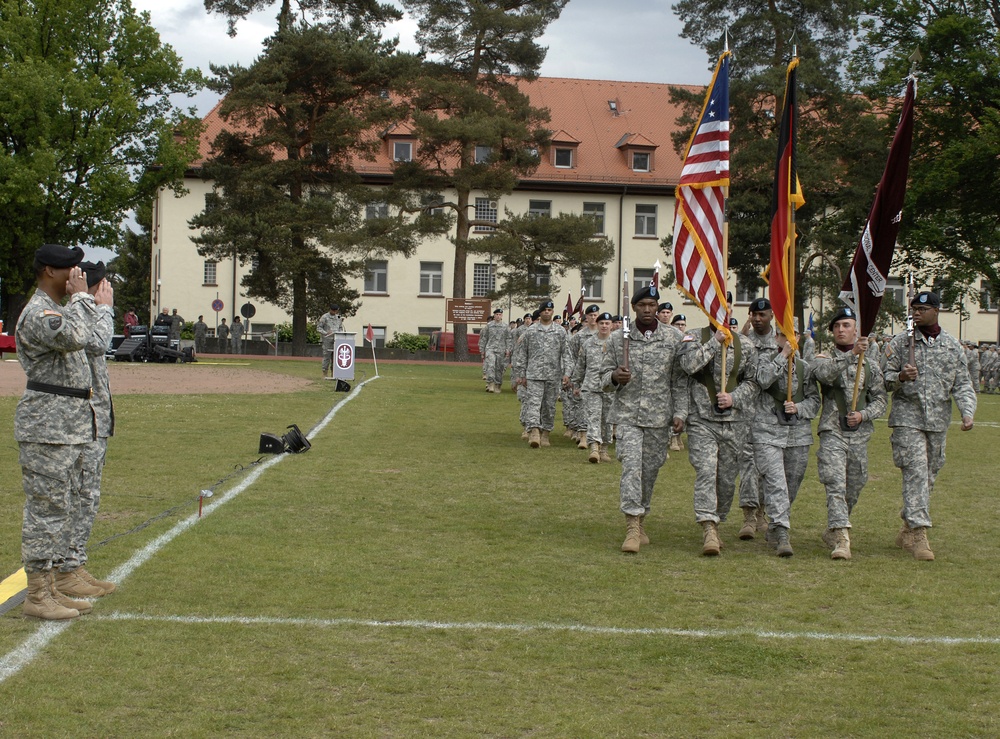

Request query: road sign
[
  {"left": 212, "top": 299, "right": 224, "bottom": 313},
  {"left": 241, "top": 302, "right": 257, "bottom": 319}
]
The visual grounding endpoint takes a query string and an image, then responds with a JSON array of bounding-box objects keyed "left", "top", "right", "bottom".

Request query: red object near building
[{"left": 429, "top": 331, "right": 480, "bottom": 355}]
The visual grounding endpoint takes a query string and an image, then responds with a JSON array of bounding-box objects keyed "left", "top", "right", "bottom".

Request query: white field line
[
  {"left": 94, "top": 611, "right": 1000, "bottom": 647},
  {"left": 0, "top": 376, "right": 378, "bottom": 685}
]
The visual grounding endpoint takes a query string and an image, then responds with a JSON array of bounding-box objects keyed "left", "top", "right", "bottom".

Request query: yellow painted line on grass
[{"left": 0, "top": 568, "right": 26, "bottom": 606}]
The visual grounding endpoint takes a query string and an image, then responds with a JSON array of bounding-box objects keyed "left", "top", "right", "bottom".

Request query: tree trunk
[{"left": 453, "top": 189, "right": 470, "bottom": 361}]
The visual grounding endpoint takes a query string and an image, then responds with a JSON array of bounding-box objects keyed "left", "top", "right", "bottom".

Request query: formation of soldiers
[{"left": 488, "top": 286, "right": 977, "bottom": 563}]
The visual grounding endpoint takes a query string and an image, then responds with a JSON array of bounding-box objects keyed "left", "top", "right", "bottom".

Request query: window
[
  {"left": 582, "top": 271, "right": 604, "bottom": 300},
  {"left": 734, "top": 277, "right": 759, "bottom": 304},
  {"left": 364, "top": 326, "right": 386, "bottom": 348},
  {"left": 583, "top": 202, "right": 606, "bottom": 235},
  {"left": 421, "top": 193, "right": 445, "bottom": 216},
  {"left": 419, "top": 262, "right": 443, "bottom": 295},
  {"left": 885, "top": 277, "right": 905, "bottom": 310},
  {"left": 932, "top": 278, "right": 955, "bottom": 311},
  {"left": 554, "top": 148, "right": 574, "bottom": 168},
  {"left": 475, "top": 145, "right": 492, "bottom": 164},
  {"left": 528, "top": 200, "right": 552, "bottom": 218},
  {"left": 632, "top": 151, "right": 651, "bottom": 172},
  {"left": 366, "top": 201, "right": 388, "bottom": 220},
  {"left": 203, "top": 261, "right": 217, "bottom": 286},
  {"left": 418, "top": 326, "right": 440, "bottom": 337},
  {"left": 474, "top": 197, "right": 498, "bottom": 232},
  {"left": 364, "top": 260, "right": 388, "bottom": 294},
  {"left": 393, "top": 141, "right": 412, "bottom": 162},
  {"left": 635, "top": 204, "right": 657, "bottom": 236},
  {"left": 473, "top": 263, "right": 496, "bottom": 297},
  {"left": 529, "top": 264, "right": 551, "bottom": 297},
  {"left": 633, "top": 269, "right": 654, "bottom": 296},
  {"left": 981, "top": 280, "right": 996, "bottom": 311}
]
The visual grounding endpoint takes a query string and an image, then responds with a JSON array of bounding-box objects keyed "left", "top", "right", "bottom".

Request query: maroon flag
[
  {"left": 573, "top": 293, "right": 584, "bottom": 317},
  {"left": 839, "top": 77, "right": 916, "bottom": 336},
  {"left": 563, "top": 292, "right": 573, "bottom": 319},
  {"left": 365, "top": 323, "right": 374, "bottom": 344}
]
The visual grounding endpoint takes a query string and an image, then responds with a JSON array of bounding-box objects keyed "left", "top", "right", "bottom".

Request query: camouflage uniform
[
  {"left": 741, "top": 328, "right": 780, "bottom": 508},
  {"left": 812, "top": 347, "right": 887, "bottom": 529},
  {"left": 169, "top": 312, "right": 185, "bottom": 342},
  {"left": 231, "top": 317, "right": 245, "bottom": 354},
  {"left": 600, "top": 324, "right": 687, "bottom": 517},
  {"left": 193, "top": 319, "right": 208, "bottom": 354},
  {"left": 965, "top": 344, "right": 980, "bottom": 393},
  {"left": 479, "top": 318, "right": 511, "bottom": 387},
  {"left": 512, "top": 321, "right": 567, "bottom": 432},
  {"left": 317, "top": 311, "right": 344, "bottom": 374},
  {"left": 678, "top": 329, "right": 759, "bottom": 524},
  {"left": 511, "top": 323, "right": 531, "bottom": 427},
  {"left": 68, "top": 302, "right": 116, "bottom": 570},
  {"left": 15, "top": 289, "right": 98, "bottom": 574},
  {"left": 564, "top": 324, "right": 598, "bottom": 434},
  {"left": 217, "top": 321, "right": 230, "bottom": 353},
  {"left": 572, "top": 333, "right": 614, "bottom": 445},
  {"left": 798, "top": 333, "right": 816, "bottom": 363},
  {"left": 752, "top": 351, "right": 820, "bottom": 530},
  {"left": 884, "top": 329, "right": 976, "bottom": 528}
]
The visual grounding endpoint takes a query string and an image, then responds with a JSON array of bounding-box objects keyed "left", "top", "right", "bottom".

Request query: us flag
[{"left": 672, "top": 51, "right": 732, "bottom": 339}]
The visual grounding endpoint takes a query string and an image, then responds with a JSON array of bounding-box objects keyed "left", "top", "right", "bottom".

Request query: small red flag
[{"left": 365, "top": 323, "right": 374, "bottom": 344}]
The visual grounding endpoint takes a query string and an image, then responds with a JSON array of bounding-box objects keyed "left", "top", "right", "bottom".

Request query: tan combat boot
[
  {"left": 738, "top": 507, "right": 757, "bottom": 540},
  {"left": 622, "top": 515, "right": 642, "bottom": 553},
  {"left": 540, "top": 430, "right": 551, "bottom": 447},
  {"left": 755, "top": 506, "right": 769, "bottom": 533},
  {"left": 528, "top": 428, "right": 541, "bottom": 448},
  {"left": 48, "top": 572, "right": 92, "bottom": 614},
  {"left": 77, "top": 567, "right": 116, "bottom": 595},
  {"left": 599, "top": 444, "right": 613, "bottom": 463},
  {"left": 22, "top": 572, "right": 78, "bottom": 621},
  {"left": 521, "top": 427, "right": 529, "bottom": 440},
  {"left": 53, "top": 568, "right": 104, "bottom": 598},
  {"left": 577, "top": 433, "right": 588, "bottom": 450},
  {"left": 909, "top": 527, "right": 935, "bottom": 561},
  {"left": 670, "top": 434, "right": 682, "bottom": 452},
  {"left": 701, "top": 521, "right": 721, "bottom": 556},
  {"left": 563, "top": 428, "right": 574, "bottom": 438},
  {"left": 588, "top": 443, "right": 600, "bottom": 463},
  {"left": 638, "top": 515, "right": 650, "bottom": 545},
  {"left": 831, "top": 528, "right": 851, "bottom": 560},
  {"left": 773, "top": 526, "right": 794, "bottom": 557},
  {"left": 895, "top": 522, "right": 913, "bottom": 550}
]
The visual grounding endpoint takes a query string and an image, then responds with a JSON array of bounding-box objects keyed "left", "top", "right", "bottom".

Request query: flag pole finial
[
  {"left": 723, "top": 28, "right": 729, "bottom": 53},
  {"left": 788, "top": 29, "right": 799, "bottom": 59},
  {"left": 908, "top": 46, "right": 923, "bottom": 75}
]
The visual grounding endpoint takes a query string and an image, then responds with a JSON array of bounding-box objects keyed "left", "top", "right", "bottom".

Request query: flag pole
[
  {"left": 785, "top": 41, "right": 800, "bottom": 404},
  {"left": 719, "top": 29, "right": 731, "bottom": 396}
]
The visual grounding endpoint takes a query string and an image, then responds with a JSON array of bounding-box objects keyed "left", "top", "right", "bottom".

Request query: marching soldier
[
  {"left": 883, "top": 291, "right": 976, "bottom": 560},
  {"left": 479, "top": 308, "right": 510, "bottom": 393},
  {"left": 678, "top": 319, "right": 759, "bottom": 555},
  {"left": 512, "top": 300, "right": 568, "bottom": 448},
  {"left": 564, "top": 305, "right": 600, "bottom": 446},
  {"left": 572, "top": 311, "right": 616, "bottom": 463},
  {"left": 811, "top": 307, "right": 888, "bottom": 559}
]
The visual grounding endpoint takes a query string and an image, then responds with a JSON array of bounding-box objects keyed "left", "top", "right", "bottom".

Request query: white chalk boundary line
[
  {"left": 94, "top": 611, "right": 1000, "bottom": 647},
  {"left": 0, "top": 376, "right": 379, "bottom": 685}
]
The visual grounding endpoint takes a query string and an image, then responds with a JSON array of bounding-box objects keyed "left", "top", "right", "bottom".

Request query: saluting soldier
[
  {"left": 15, "top": 245, "right": 103, "bottom": 620},
  {"left": 601, "top": 284, "right": 687, "bottom": 553},
  {"left": 512, "top": 300, "right": 568, "bottom": 448},
  {"left": 677, "top": 318, "right": 759, "bottom": 555},
  {"left": 883, "top": 291, "right": 976, "bottom": 561},
  {"left": 811, "top": 307, "right": 888, "bottom": 560}
]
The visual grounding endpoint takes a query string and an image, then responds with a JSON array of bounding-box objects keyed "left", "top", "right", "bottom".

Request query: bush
[
  {"left": 275, "top": 322, "right": 322, "bottom": 344},
  {"left": 385, "top": 332, "right": 429, "bottom": 352}
]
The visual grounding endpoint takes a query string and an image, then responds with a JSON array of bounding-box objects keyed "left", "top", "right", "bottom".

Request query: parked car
[{"left": 428, "top": 331, "right": 480, "bottom": 355}]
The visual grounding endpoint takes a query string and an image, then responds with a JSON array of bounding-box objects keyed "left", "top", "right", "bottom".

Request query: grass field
[{"left": 2, "top": 358, "right": 1000, "bottom": 736}]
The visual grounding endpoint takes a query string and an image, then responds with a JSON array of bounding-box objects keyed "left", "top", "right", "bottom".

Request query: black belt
[{"left": 26, "top": 381, "right": 92, "bottom": 399}]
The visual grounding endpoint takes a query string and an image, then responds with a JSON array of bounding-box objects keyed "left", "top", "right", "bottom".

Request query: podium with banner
[{"left": 331, "top": 332, "right": 356, "bottom": 381}]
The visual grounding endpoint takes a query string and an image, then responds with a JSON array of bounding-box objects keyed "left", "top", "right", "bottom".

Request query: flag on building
[
  {"left": 768, "top": 57, "right": 804, "bottom": 353},
  {"left": 672, "top": 51, "right": 732, "bottom": 339},
  {"left": 839, "top": 76, "right": 916, "bottom": 337}
]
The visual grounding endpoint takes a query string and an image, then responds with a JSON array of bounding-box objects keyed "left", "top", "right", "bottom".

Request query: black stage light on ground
[{"left": 258, "top": 424, "right": 311, "bottom": 454}]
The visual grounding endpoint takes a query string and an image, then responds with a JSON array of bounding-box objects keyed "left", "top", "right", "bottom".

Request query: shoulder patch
[
  {"left": 47, "top": 315, "right": 63, "bottom": 331},
  {"left": 682, "top": 334, "right": 695, "bottom": 342}
]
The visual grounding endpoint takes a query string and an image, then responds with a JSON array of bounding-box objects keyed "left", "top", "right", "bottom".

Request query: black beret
[
  {"left": 585, "top": 304, "right": 600, "bottom": 315},
  {"left": 911, "top": 291, "right": 941, "bottom": 309},
  {"left": 597, "top": 312, "right": 613, "bottom": 322},
  {"left": 35, "top": 244, "right": 84, "bottom": 269},
  {"left": 523, "top": 314, "right": 532, "bottom": 320},
  {"left": 532, "top": 310, "right": 541, "bottom": 320},
  {"left": 79, "top": 260, "right": 107, "bottom": 288},
  {"left": 671, "top": 314, "right": 687, "bottom": 324},
  {"left": 658, "top": 302, "right": 673, "bottom": 311},
  {"left": 632, "top": 283, "right": 659, "bottom": 305},
  {"left": 612, "top": 315, "right": 622, "bottom": 321},
  {"left": 729, "top": 317, "right": 739, "bottom": 327},
  {"left": 493, "top": 308, "right": 503, "bottom": 314},
  {"left": 749, "top": 297, "right": 772, "bottom": 312},
  {"left": 539, "top": 299, "right": 554, "bottom": 310},
  {"left": 330, "top": 304, "right": 340, "bottom": 311},
  {"left": 828, "top": 306, "right": 857, "bottom": 330}
]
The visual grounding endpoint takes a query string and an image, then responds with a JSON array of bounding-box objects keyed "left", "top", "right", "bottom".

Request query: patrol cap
[
  {"left": 585, "top": 304, "right": 600, "bottom": 315},
  {"left": 597, "top": 311, "right": 613, "bottom": 322},
  {"left": 538, "top": 299, "right": 554, "bottom": 310},
  {"left": 493, "top": 308, "right": 503, "bottom": 315},
  {"left": 749, "top": 297, "right": 771, "bottom": 313},
  {"left": 79, "top": 260, "right": 107, "bottom": 288},
  {"left": 657, "top": 302, "right": 673, "bottom": 311},
  {"left": 828, "top": 306, "right": 857, "bottom": 330},
  {"left": 911, "top": 291, "right": 941, "bottom": 309},
  {"left": 34, "top": 244, "right": 84, "bottom": 270},
  {"left": 671, "top": 314, "right": 687, "bottom": 324},
  {"left": 631, "top": 283, "right": 659, "bottom": 305}
]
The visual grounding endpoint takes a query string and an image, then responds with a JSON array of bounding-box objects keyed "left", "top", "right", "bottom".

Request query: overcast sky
[{"left": 132, "top": 0, "right": 716, "bottom": 117}]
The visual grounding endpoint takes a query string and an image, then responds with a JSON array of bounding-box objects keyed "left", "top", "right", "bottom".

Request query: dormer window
[
  {"left": 632, "top": 151, "right": 650, "bottom": 172},
  {"left": 554, "top": 148, "right": 574, "bottom": 168},
  {"left": 549, "top": 130, "right": 580, "bottom": 170},
  {"left": 393, "top": 141, "right": 413, "bottom": 162},
  {"left": 614, "top": 133, "right": 658, "bottom": 173},
  {"left": 475, "top": 145, "right": 492, "bottom": 164}
]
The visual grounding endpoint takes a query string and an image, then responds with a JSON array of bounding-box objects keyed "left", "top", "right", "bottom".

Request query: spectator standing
[
  {"left": 193, "top": 315, "right": 208, "bottom": 354},
  {"left": 217, "top": 318, "right": 230, "bottom": 353},
  {"left": 231, "top": 316, "right": 245, "bottom": 354}
]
